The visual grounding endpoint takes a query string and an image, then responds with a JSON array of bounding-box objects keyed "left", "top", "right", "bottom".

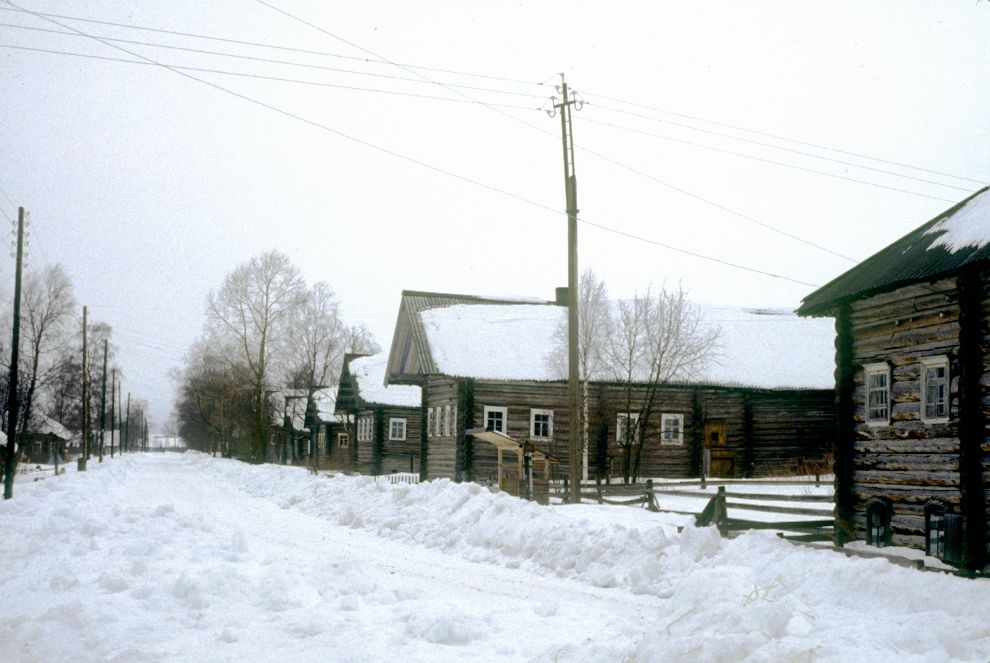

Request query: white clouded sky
[{"left": 0, "top": 0, "right": 988, "bottom": 426}]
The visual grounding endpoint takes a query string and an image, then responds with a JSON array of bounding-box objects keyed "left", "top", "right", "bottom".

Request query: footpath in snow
[{"left": 2, "top": 452, "right": 989, "bottom": 662}]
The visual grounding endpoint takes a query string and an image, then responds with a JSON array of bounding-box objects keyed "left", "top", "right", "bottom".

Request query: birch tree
[
  {"left": 207, "top": 250, "right": 306, "bottom": 462},
  {"left": 605, "top": 285, "right": 719, "bottom": 482}
]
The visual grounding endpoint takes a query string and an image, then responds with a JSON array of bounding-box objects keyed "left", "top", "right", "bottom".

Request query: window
[
  {"left": 451, "top": 405, "right": 457, "bottom": 437},
  {"left": 530, "top": 409, "right": 553, "bottom": 440},
  {"left": 921, "top": 356, "right": 949, "bottom": 423},
  {"left": 318, "top": 428, "right": 327, "bottom": 453},
  {"left": 865, "top": 498, "right": 891, "bottom": 548},
  {"left": 389, "top": 418, "right": 407, "bottom": 441},
  {"left": 864, "top": 363, "right": 890, "bottom": 425},
  {"left": 443, "top": 405, "right": 452, "bottom": 437},
  {"left": 337, "top": 432, "right": 350, "bottom": 449},
  {"left": 427, "top": 408, "right": 435, "bottom": 439},
  {"left": 434, "top": 406, "right": 443, "bottom": 438},
  {"left": 616, "top": 413, "right": 640, "bottom": 446},
  {"left": 357, "top": 416, "right": 373, "bottom": 442},
  {"left": 924, "top": 500, "right": 948, "bottom": 559},
  {"left": 660, "top": 413, "right": 684, "bottom": 445},
  {"left": 484, "top": 406, "right": 507, "bottom": 433}
]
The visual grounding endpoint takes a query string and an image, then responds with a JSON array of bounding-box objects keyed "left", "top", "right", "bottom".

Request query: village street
[{"left": 3, "top": 452, "right": 990, "bottom": 662}]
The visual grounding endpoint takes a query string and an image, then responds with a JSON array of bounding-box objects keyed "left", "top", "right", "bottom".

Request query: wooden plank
[
  {"left": 726, "top": 501, "right": 834, "bottom": 517},
  {"left": 723, "top": 491, "right": 833, "bottom": 503},
  {"left": 722, "top": 518, "right": 833, "bottom": 530}
]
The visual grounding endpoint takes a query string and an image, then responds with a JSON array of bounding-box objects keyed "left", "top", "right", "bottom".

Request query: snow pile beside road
[
  {"left": 3, "top": 453, "right": 990, "bottom": 662},
  {"left": 214, "top": 456, "right": 990, "bottom": 662}
]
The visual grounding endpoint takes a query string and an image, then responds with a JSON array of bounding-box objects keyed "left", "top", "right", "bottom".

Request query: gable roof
[
  {"left": 419, "top": 301, "right": 836, "bottom": 390},
  {"left": 799, "top": 186, "right": 990, "bottom": 316},
  {"left": 337, "top": 352, "right": 421, "bottom": 410},
  {"left": 385, "top": 290, "right": 551, "bottom": 384}
]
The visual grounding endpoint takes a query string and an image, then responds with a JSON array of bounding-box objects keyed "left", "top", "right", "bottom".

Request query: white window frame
[
  {"left": 864, "top": 362, "right": 891, "bottom": 426},
  {"left": 660, "top": 413, "right": 684, "bottom": 445},
  {"left": 483, "top": 406, "right": 508, "bottom": 434},
  {"left": 337, "top": 432, "right": 350, "bottom": 449},
  {"left": 388, "top": 417, "right": 407, "bottom": 441},
  {"left": 357, "top": 416, "right": 373, "bottom": 442},
  {"left": 443, "top": 405, "right": 452, "bottom": 437},
  {"left": 616, "top": 412, "right": 640, "bottom": 446},
  {"left": 434, "top": 406, "right": 442, "bottom": 438},
  {"left": 920, "top": 355, "right": 950, "bottom": 424},
  {"left": 530, "top": 409, "right": 553, "bottom": 440},
  {"left": 450, "top": 405, "right": 457, "bottom": 438}
]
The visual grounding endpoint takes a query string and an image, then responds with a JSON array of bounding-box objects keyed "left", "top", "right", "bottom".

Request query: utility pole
[
  {"left": 124, "top": 392, "right": 130, "bottom": 454},
  {"left": 2, "top": 207, "right": 25, "bottom": 499},
  {"left": 81, "top": 306, "right": 89, "bottom": 471},
  {"left": 98, "top": 339, "right": 107, "bottom": 463},
  {"left": 551, "top": 75, "right": 583, "bottom": 504},
  {"left": 109, "top": 369, "right": 116, "bottom": 458}
]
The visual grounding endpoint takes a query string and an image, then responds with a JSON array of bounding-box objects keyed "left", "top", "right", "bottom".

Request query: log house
[{"left": 798, "top": 185, "right": 990, "bottom": 570}]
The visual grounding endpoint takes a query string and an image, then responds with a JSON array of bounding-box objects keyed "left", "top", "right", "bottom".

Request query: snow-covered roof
[
  {"left": 800, "top": 186, "right": 990, "bottom": 316},
  {"left": 29, "top": 413, "right": 73, "bottom": 440},
  {"left": 349, "top": 353, "right": 421, "bottom": 408},
  {"left": 421, "top": 304, "right": 563, "bottom": 381},
  {"left": 695, "top": 306, "right": 835, "bottom": 389},
  {"left": 420, "top": 302, "right": 835, "bottom": 390},
  {"left": 925, "top": 187, "right": 990, "bottom": 252}
]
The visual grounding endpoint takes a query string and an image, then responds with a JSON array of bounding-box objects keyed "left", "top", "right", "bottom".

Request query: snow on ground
[{"left": 2, "top": 453, "right": 990, "bottom": 662}]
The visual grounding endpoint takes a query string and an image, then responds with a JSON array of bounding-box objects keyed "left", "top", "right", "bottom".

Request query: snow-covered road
[{"left": 2, "top": 453, "right": 989, "bottom": 662}]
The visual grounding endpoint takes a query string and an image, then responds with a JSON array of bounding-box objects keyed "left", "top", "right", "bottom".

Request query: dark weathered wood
[
  {"left": 726, "top": 501, "right": 833, "bottom": 517},
  {"left": 834, "top": 303, "right": 856, "bottom": 544},
  {"left": 957, "top": 269, "right": 987, "bottom": 570},
  {"left": 724, "top": 491, "right": 832, "bottom": 503},
  {"left": 723, "top": 518, "right": 834, "bottom": 530}
]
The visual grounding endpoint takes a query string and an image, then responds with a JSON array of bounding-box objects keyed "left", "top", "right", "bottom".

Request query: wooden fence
[{"left": 556, "top": 478, "right": 835, "bottom": 543}]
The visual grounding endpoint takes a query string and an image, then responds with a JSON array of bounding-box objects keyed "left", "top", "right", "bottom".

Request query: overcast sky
[{"left": 1, "top": 0, "right": 988, "bottom": 427}]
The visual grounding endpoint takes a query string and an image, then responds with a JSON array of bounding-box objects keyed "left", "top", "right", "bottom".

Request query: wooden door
[{"left": 704, "top": 423, "right": 734, "bottom": 478}]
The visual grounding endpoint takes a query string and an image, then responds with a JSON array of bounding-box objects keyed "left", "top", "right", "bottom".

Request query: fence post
[
  {"left": 645, "top": 478, "right": 660, "bottom": 512},
  {"left": 715, "top": 486, "right": 727, "bottom": 535},
  {"left": 563, "top": 476, "right": 570, "bottom": 504}
]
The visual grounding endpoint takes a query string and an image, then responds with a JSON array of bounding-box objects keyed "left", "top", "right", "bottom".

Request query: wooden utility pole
[
  {"left": 552, "top": 76, "right": 583, "bottom": 504},
  {"left": 98, "top": 339, "right": 107, "bottom": 462},
  {"left": 81, "top": 306, "right": 89, "bottom": 471},
  {"left": 124, "top": 392, "right": 130, "bottom": 454},
  {"left": 2, "top": 207, "right": 25, "bottom": 499},
  {"left": 109, "top": 369, "right": 116, "bottom": 458}
]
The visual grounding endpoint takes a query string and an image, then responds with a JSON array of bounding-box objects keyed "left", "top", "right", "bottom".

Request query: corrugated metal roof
[{"left": 799, "top": 186, "right": 990, "bottom": 316}]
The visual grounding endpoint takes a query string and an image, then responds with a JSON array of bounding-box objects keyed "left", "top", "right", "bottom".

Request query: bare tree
[
  {"left": 207, "top": 250, "right": 306, "bottom": 462},
  {"left": 605, "top": 284, "right": 719, "bottom": 482}
]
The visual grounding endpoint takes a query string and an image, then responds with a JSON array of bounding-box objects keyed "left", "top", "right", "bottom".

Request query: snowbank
[{"left": 2, "top": 453, "right": 989, "bottom": 662}]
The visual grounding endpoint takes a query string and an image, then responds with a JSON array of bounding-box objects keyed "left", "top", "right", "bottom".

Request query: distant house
[
  {"left": 21, "top": 413, "right": 74, "bottom": 464},
  {"left": 798, "top": 185, "right": 990, "bottom": 570},
  {"left": 310, "top": 387, "right": 350, "bottom": 471},
  {"left": 384, "top": 289, "right": 836, "bottom": 484},
  {"left": 335, "top": 352, "right": 422, "bottom": 475}
]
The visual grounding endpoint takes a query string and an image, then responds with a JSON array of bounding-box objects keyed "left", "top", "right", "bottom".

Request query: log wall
[
  {"left": 844, "top": 277, "right": 964, "bottom": 550},
  {"left": 421, "top": 378, "right": 833, "bottom": 483}
]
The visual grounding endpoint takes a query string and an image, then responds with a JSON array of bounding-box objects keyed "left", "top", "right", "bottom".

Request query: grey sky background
[{"left": 1, "top": 1, "right": 988, "bottom": 427}]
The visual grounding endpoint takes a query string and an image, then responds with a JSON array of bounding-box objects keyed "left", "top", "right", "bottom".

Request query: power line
[
  {"left": 0, "top": 22, "right": 547, "bottom": 100},
  {"left": 0, "top": 43, "right": 541, "bottom": 111},
  {"left": 254, "top": 1, "right": 853, "bottom": 266},
  {"left": 576, "top": 216, "right": 819, "bottom": 287},
  {"left": 5, "top": 0, "right": 821, "bottom": 289},
  {"left": 0, "top": 5, "right": 547, "bottom": 87},
  {"left": 581, "top": 90, "right": 987, "bottom": 186},
  {"left": 584, "top": 103, "right": 973, "bottom": 194},
  {"left": 5, "top": 3, "right": 978, "bottom": 191},
  {"left": 581, "top": 115, "right": 960, "bottom": 204}
]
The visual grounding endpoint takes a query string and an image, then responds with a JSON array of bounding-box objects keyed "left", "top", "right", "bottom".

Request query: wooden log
[{"left": 723, "top": 491, "right": 833, "bottom": 503}]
